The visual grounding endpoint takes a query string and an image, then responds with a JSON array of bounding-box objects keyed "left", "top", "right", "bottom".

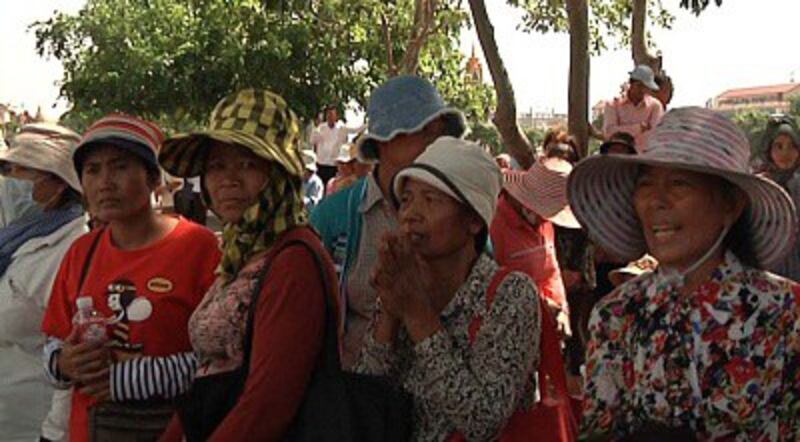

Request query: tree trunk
[
  {"left": 631, "top": 0, "right": 661, "bottom": 71},
  {"left": 399, "top": 0, "right": 437, "bottom": 75},
  {"left": 566, "top": 0, "right": 589, "bottom": 158},
  {"left": 467, "top": 0, "right": 534, "bottom": 169}
]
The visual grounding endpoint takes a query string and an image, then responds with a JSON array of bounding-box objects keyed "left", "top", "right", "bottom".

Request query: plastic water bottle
[{"left": 73, "top": 297, "right": 108, "bottom": 344}]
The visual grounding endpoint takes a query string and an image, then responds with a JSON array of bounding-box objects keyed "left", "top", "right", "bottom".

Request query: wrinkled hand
[
  {"left": 58, "top": 328, "right": 112, "bottom": 402},
  {"left": 371, "top": 232, "right": 441, "bottom": 342}
]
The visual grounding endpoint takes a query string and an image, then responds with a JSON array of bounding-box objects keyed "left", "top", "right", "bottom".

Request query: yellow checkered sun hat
[{"left": 159, "top": 88, "right": 305, "bottom": 178}]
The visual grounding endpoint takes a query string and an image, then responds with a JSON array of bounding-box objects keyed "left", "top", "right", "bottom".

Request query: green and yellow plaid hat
[{"left": 159, "top": 88, "right": 304, "bottom": 178}]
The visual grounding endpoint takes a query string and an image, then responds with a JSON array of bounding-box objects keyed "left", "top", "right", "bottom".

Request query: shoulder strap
[
  {"left": 466, "top": 268, "right": 571, "bottom": 404},
  {"left": 240, "top": 231, "right": 339, "bottom": 382},
  {"left": 467, "top": 267, "right": 513, "bottom": 344},
  {"left": 77, "top": 229, "right": 105, "bottom": 295}
]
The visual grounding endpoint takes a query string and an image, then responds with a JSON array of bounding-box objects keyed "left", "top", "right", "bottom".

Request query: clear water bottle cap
[{"left": 76, "top": 296, "right": 94, "bottom": 311}]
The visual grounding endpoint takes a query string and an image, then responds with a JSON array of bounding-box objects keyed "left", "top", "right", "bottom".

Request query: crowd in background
[{"left": 0, "top": 66, "right": 799, "bottom": 442}]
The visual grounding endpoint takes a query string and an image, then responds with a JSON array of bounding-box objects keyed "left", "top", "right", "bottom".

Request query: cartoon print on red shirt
[{"left": 106, "top": 279, "right": 152, "bottom": 353}]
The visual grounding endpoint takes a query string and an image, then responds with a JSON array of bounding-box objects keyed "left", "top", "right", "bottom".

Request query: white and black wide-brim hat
[{"left": 567, "top": 106, "right": 797, "bottom": 268}]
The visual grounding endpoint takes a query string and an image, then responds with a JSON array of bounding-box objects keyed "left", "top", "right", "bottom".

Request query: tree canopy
[
  {"left": 505, "top": 0, "right": 674, "bottom": 55},
  {"left": 34, "top": 0, "right": 494, "bottom": 132}
]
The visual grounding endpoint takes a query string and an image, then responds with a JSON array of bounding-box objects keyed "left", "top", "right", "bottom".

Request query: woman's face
[
  {"left": 398, "top": 178, "right": 483, "bottom": 259},
  {"left": 204, "top": 142, "right": 270, "bottom": 224},
  {"left": 9, "top": 165, "right": 67, "bottom": 211},
  {"left": 81, "top": 145, "right": 155, "bottom": 222},
  {"left": 633, "top": 166, "right": 743, "bottom": 270},
  {"left": 770, "top": 133, "right": 799, "bottom": 170},
  {"left": 337, "top": 161, "right": 355, "bottom": 176}
]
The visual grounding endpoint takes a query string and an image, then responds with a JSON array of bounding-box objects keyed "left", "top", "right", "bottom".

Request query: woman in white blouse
[{"left": 0, "top": 123, "right": 87, "bottom": 441}]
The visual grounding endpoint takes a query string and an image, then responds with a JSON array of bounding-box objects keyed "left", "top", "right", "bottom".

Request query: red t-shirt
[
  {"left": 41, "top": 217, "right": 221, "bottom": 442},
  {"left": 490, "top": 194, "right": 567, "bottom": 310}
]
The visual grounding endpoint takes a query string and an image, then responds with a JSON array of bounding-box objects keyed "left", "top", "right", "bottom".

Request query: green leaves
[
  {"left": 34, "top": 0, "right": 493, "bottom": 132},
  {"left": 508, "top": 0, "right": 675, "bottom": 55},
  {"left": 679, "top": 0, "right": 722, "bottom": 15}
]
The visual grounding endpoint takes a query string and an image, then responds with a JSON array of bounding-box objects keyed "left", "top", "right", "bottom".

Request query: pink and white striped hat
[
  {"left": 73, "top": 113, "right": 164, "bottom": 176},
  {"left": 567, "top": 106, "right": 797, "bottom": 268},
  {"left": 504, "top": 157, "right": 580, "bottom": 229}
]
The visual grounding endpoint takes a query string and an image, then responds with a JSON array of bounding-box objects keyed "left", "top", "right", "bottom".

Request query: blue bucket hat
[{"left": 357, "top": 75, "right": 467, "bottom": 162}]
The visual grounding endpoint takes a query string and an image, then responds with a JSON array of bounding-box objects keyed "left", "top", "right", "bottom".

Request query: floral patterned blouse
[
  {"left": 354, "top": 254, "right": 541, "bottom": 442},
  {"left": 581, "top": 252, "right": 800, "bottom": 441},
  {"left": 189, "top": 255, "right": 268, "bottom": 377}
]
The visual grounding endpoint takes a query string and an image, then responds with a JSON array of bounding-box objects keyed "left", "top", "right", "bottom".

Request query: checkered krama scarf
[
  {"left": 158, "top": 89, "right": 309, "bottom": 282},
  {"left": 218, "top": 163, "right": 308, "bottom": 283}
]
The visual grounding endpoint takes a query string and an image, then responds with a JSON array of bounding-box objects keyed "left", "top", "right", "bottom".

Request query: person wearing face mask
[
  {"left": 569, "top": 107, "right": 800, "bottom": 440},
  {"left": 0, "top": 123, "right": 86, "bottom": 442},
  {"left": 0, "top": 173, "right": 42, "bottom": 228}
]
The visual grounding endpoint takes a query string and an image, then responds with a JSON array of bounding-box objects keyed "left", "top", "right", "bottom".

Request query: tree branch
[
  {"left": 468, "top": 0, "right": 534, "bottom": 169},
  {"left": 399, "top": 0, "right": 437, "bottom": 75},
  {"left": 381, "top": 11, "right": 398, "bottom": 76},
  {"left": 631, "top": 0, "right": 661, "bottom": 71}
]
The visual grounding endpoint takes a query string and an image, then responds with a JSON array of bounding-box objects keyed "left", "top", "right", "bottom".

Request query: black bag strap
[
  {"left": 240, "top": 234, "right": 341, "bottom": 384},
  {"left": 77, "top": 228, "right": 105, "bottom": 294}
]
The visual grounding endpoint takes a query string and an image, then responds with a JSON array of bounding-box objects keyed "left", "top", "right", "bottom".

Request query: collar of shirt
[
  {"left": 636, "top": 250, "right": 745, "bottom": 321},
  {"left": 359, "top": 172, "right": 387, "bottom": 213}
]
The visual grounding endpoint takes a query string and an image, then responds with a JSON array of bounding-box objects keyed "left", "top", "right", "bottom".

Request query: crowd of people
[{"left": 0, "top": 65, "right": 799, "bottom": 442}]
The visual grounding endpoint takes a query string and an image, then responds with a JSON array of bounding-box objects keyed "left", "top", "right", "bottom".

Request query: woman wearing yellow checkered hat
[{"left": 158, "top": 89, "right": 340, "bottom": 441}]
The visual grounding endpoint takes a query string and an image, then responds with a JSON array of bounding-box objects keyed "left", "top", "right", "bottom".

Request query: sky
[{"left": 2, "top": 0, "right": 800, "bottom": 120}]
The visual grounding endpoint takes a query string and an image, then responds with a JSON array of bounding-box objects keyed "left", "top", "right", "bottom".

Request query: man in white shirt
[{"left": 310, "top": 105, "right": 365, "bottom": 185}]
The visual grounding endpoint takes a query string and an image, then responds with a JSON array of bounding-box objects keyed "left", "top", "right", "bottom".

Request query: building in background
[
  {"left": 465, "top": 45, "right": 483, "bottom": 84},
  {"left": 517, "top": 108, "right": 567, "bottom": 131},
  {"left": 709, "top": 83, "right": 800, "bottom": 115}
]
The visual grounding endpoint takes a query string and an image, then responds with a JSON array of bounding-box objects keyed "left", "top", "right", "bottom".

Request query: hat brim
[
  {"left": 503, "top": 171, "right": 581, "bottom": 229},
  {"left": 0, "top": 148, "right": 82, "bottom": 193},
  {"left": 629, "top": 73, "right": 660, "bottom": 91},
  {"left": 159, "top": 129, "right": 304, "bottom": 178},
  {"left": 74, "top": 137, "right": 159, "bottom": 180},
  {"left": 567, "top": 154, "right": 798, "bottom": 268},
  {"left": 357, "top": 108, "right": 467, "bottom": 163}
]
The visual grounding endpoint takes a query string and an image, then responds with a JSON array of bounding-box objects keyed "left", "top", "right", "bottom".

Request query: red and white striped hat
[
  {"left": 567, "top": 106, "right": 797, "bottom": 268},
  {"left": 503, "top": 157, "right": 580, "bottom": 229},
  {"left": 73, "top": 113, "right": 164, "bottom": 175}
]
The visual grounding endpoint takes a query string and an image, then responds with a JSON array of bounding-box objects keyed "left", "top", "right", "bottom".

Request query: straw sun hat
[
  {"left": 0, "top": 123, "right": 82, "bottom": 192},
  {"left": 159, "top": 89, "right": 304, "bottom": 179},
  {"left": 567, "top": 106, "right": 797, "bottom": 268},
  {"left": 503, "top": 157, "right": 580, "bottom": 229}
]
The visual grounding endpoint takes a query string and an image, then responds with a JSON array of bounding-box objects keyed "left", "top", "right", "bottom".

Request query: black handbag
[{"left": 178, "top": 236, "right": 413, "bottom": 441}]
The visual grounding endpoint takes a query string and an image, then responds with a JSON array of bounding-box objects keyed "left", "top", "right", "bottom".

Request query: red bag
[{"left": 449, "top": 268, "right": 578, "bottom": 442}]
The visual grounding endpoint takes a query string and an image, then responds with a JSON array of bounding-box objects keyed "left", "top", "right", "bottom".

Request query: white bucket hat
[
  {"left": 0, "top": 123, "right": 82, "bottom": 193},
  {"left": 503, "top": 157, "right": 580, "bottom": 229},
  {"left": 335, "top": 143, "right": 356, "bottom": 164},
  {"left": 301, "top": 149, "right": 318, "bottom": 172},
  {"left": 568, "top": 106, "right": 797, "bottom": 268},
  {"left": 391, "top": 136, "right": 501, "bottom": 228},
  {"left": 629, "top": 65, "right": 659, "bottom": 91}
]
